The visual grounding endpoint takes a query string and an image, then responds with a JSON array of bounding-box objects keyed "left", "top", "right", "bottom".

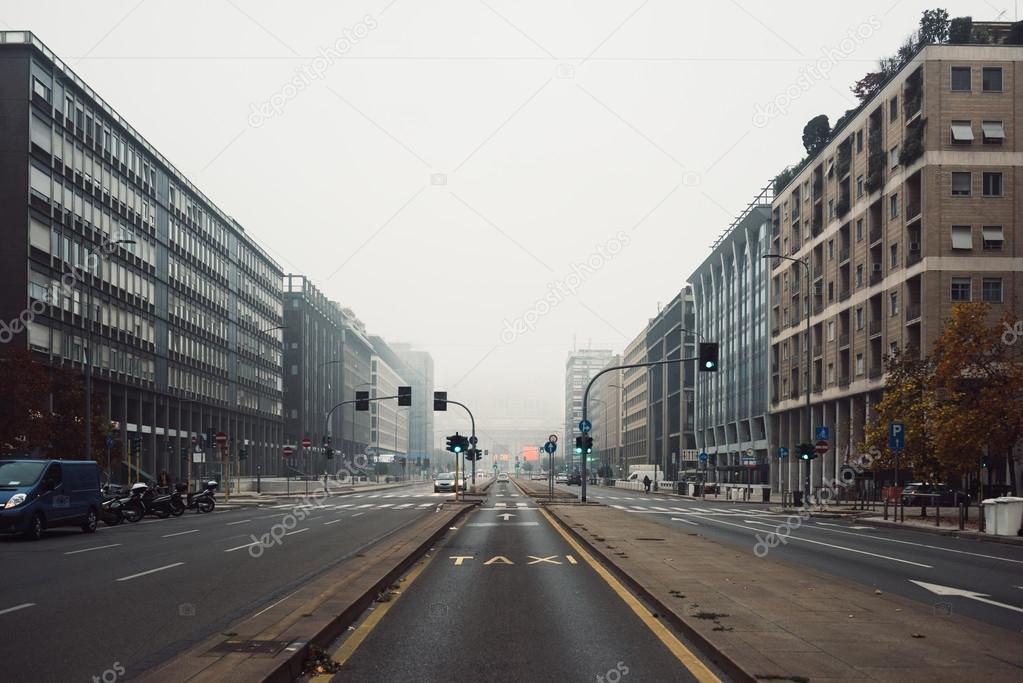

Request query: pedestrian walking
[{"left": 643, "top": 475, "right": 651, "bottom": 494}]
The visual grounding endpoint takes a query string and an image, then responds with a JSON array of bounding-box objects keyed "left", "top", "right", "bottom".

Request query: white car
[
  {"left": 497, "top": 472, "right": 509, "bottom": 483},
  {"left": 555, "top": 473, "right": 569, "bottom": 484}
]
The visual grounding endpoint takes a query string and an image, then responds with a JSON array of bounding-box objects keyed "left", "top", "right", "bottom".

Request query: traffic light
[
  {"left": 398, "top": 386, "right": 412, "bottom": 407},
  {"left": 355, "top": 390, "right": 370, "bottom": 411},
  {"left": 698, "top": 342, "right": 719, "bottom": 372},
  {"left": 239, "top": 446, "right": 248, "bottom": 461},
  {"left": 583, "top": 436, "right": 593, "bottom": 455},
  {"left": 467, "top": 448, "right": 483, "bottom": 461},
  {"left": 323, "top": 435, "right": 334, "bottom": 459},
  {"left": 797, "top": 442, "right": 817, "bottom": 461},
  {"left": 132, "top": 436, "right": 142, "bottom": 455},
  {"left": 433, "top": 391, "right": 447, "bottom": 411},
  {"left": 446, "top": 433, "right": 470, "bottom": 454},
  {"left": 981, "top": 455, "right": 990, "bottom": 469},
  {"left": 574, "top": 436, "right": 583, "bottom": 455}
]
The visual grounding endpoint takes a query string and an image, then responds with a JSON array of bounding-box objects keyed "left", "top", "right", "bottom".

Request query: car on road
[
  {"left": 900, "top": 482, "right": 970, "bottom": 506},
  {"left": 567, "top": 472, "right": 582, "bottom": 485},
  {"left": 497, "top": 472, "right": 509, "bottom": 483},
  {"left": 555, "top": 473, "right": 569, "bottom": 484},
  {"left": 433, "top": 472, "right": 466, "bottom": 493},
  {"left": 0, "top": 459, "right": 102, "bottom": 540}
]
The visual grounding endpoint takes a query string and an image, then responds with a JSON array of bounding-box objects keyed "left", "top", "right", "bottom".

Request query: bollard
[
  {"left": 883, "top": 499, "right": 888, "bottom": 520},
  {"left": 936, "top": 500, "right": 941, "bottom": 527},
  {"left": 958, "top": 502, "right": 965, "bottom": 530}
]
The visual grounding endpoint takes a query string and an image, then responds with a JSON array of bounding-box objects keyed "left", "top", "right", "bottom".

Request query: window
[
  {"left": 855, "top": 353, "right": 864, "bottom": 376},
  {"left": 982, "top": 226, "right": 1004, "bottom": 250},
  {"left": 32, "top": 77, "right": 50, "bottom": 102},
  {"left": 951, "top": 66, "right": 971, "bottom": 91},
  {"left": 890, "top": 96, "right": 898, "bottom": 122},
  {"left": 828, "top": 199, "right": 834, "bottom": 219},
  {"left": 29, "top": 163, "right": 51, "bottom": 198},
  {"left": 951, "top": 120, "right": 974, "bottom": 143},
  {"left": 856, "top": 264, "right": 863, "bottom": 287},
  {"left": 828, "top": 281, "right": 834, "bottom": 301},
  {"left": 982, "top": 66, "right": 1002, "bottom": 92},
  {"left": 982, "top": 278, "right": 1003, "bottom": 303},
  {"left": 30, "top": 115, "right": 52, "bottom": 153},
  {"left": 856, "top": 218, "right": 864, "bottom": 241},
  {"left": 889, "top": 146, "right": 899, "bottom": 168},
  {"left": 890, "top": 243, "right": 899, "bottom": 267},
  {"left": 856, "top": 175, "right": 864, "bottom": 197},
  {"left": 827, "top": 240, "right": 834, "bottom": 260},
  {"left": 890, "top": 194, "right": 899, "bottom": 218},
  {"left": 827, "top": 320, "right": 835, "bottom": 341},
  {"left": 951, "top": 225, "right": 972, "bottom": 250},
  {"left": 827, "top": 363, "right": 835, "bottom": 383},
  {"left": 890, "top": 291, "right": 899, "bottom": 316},
  {"left": 856, "top": 307, "right": 864, "bottom": 330},
  {"left": 856, "top": 129, "right": 863, "bottom": 152},
  {"left": 951, "top": 172, "right": 971, "bottom": 196},
  {"left": 983, "top": 172, "right": 1002, "bottom": 197},
  {"left": 951, "top": 277, "right": 972, "bottom": 302},
  {"left": 890, "top": 342, "right": 898, "bottom": 357},
  {"left": 982, "top": 120, "right": 1005, "bottom": 144}
]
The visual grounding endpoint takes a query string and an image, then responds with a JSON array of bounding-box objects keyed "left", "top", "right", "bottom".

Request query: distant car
[
  {"left": 900, "top": 483, "right": 970, "bottom": 506},
  {"left": 497, "top": 472, "right": 509, "bottom": 483},
  {"left": 434, "top": 472, "right": 465, "bottom": 493},
  {"left": 568, "top": 472, "right": 582, "bottom": 486},
  {"left": 555, "top": 473, "right": 569, "bottom": 484}
]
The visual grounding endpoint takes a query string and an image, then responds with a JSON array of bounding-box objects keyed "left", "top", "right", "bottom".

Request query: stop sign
[
  {"left": 302, "top": 437, "right": 312, "bottom": 449},
  {"left": 815, "top": 440, "right": 829, "bottom": 455},
  {"left": 283, "top": 445, "right": 294, "bottom": 456}
]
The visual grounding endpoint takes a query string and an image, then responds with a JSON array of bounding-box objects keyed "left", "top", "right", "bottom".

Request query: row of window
[
  {"left": 168, "top": 329, "right": 228, "bottom": 368},
  {"left": 168, "top": 366, "right": 228, "bottom": 403},
  {"left": 42, "top": 222, "right": 156, "bottom": 301},
  {"left": 169, "top": 255, "right": 228, "bottom": 310},
  {"left": 950, "top": 65, "right": 1003, "bottom": 93},
  {"left": 28, "top": 269, "right": 155, "bottom": 343},
  {"left": 26, "top": 321, "right": 156, "bottom": 382},
  {"left": 167, "top": 292, "right": 229, "bottom": 340}
]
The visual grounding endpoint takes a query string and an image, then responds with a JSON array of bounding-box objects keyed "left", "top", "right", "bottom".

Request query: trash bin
[
  {"left": 982, "top": 498, "right": 1002, "bottom": 535},
  {"left": 991, "top": 496, "right": 1023, "bottom": 536}
]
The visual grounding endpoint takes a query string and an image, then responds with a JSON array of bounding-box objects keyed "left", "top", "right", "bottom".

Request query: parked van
[{"left": 0, "top": 460, "right": 102, "bottom": 540}]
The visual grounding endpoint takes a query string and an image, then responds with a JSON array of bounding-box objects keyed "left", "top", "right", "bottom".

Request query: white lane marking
[
  {"left": 695, "top": 516, "right": 933, "bottom": 568},
  {"left": 324, "top": 519, "right": 343, "bottom": 525},
  {"left": 416, "top": 503, "right": 431, "bottom": 508},
  {"left": 650, "top": 506, "right": 672, "bottom": 512},
  {"left": 64, "top": 543, "right": 121, "bottom": 555},
  {"left": 252, "top": 589, "right": 301, "bottom": 619},
  {"left": 610, "top": 504, "right": 626, "bottom": 510},
  {"left": 352, "top": 512, "right": 364, "bottom": 517},
  {"left": 225, "top": 541, "right": 258, "bottom": 553},
  {"left": 116, "top": 562, "right": 185, "bottom": 582},
  {"left": 630, "top": 506, "right": 649, "bottom": 511},
  {"left": 375, "top": 503, "right": 394, "bottom": 508},
  {"left": 744, "top": 520, "right": 779, "bottom": 527},
  {"left": 368, "top": 495, "right": 382, "bottom": 499},
  {"left": 284, "top": 528, "right": 309, "bottom": 537},
  {"left": 516, "top": 502, "right": 527, "bottom": 507},
  {"left": 795, "top": 523, "right": 1023, "bottom": 565},
  {"left": 333, "top": 504, "right": 354, "bottom": 509},
  {"left": 393, "top": 504, "right": 412, "bottom": 510},
  {"left": 162, "top": 529, "right": 199, "bottom": 538},
  {"left": 495, "top": 503, "right": 507, "bottom": 508},
  {"left": 0, "top": 603, "right": 36, "bottom": 616},
  {"left": 355, "top": 504, "right": 374, "bottom": 509},
  {"left": 227, "top": 519, "right": 252, "bottom": 526},
  {"left": 910, "top": 580, "right": 1023, "bottom": 614},
  {"left": 467, "top": 522, "right": 539, "bottom": 527},
  {"left": 672, "top": 518, "right": 699, "bottom": 526}
]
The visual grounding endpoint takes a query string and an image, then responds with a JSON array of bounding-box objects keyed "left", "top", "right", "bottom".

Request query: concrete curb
[
  {"left": 858, "top": 516, "right": 1023, "bottom": 545},
  {"left": 542, "top": 505, "right": 755, "bottom": 683}
]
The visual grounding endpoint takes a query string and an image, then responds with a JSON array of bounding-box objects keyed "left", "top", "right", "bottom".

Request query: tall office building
[
  {"left": 2, "top": 32, "right": 284, "bottom": 482},
  {"left": 769, "top": 41, "right": 1023, "bottom": 494},
  {"left": 621, "top": 328, "right": 649, "bottom": 472},
  {"left": 589, "top": 355, "right": 623, "bottom": 475},
  {"left": 368, "top": 336, "right": 409, "bottom": 461},
  {"left": 391, "top": 344, "right": 435, "bottom": 474},
  {"left": 564, "top": 348, "right": 614, "bottom": 468},
  {"left": 691, "top": 189, "right": 773, "bottom": 486}
]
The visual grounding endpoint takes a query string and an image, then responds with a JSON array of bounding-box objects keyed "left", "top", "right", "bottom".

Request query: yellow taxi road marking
[
  {"left": 566, "top": 555, "right": 578, "bottom": 564},
  {"left": 527, "top": 555, "right": 561, "bottom": 565},
  {"left": 483, "top": 556, "right": 514, "bottom": 565},
  {"left": 311, "top": 555, "right": 436, "bottom": 680},
  {"left": 450, "top": 556, "right": 473, "bottom": 565},
  {"left": 539, "top": 507, "right": 722, "bottom": 683}
]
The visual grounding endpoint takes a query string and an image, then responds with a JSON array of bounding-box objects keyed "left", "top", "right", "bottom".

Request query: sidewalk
[
  {"left": 544, "top": 503, "right": 1023, "bottom": 683},
  {"left": 216, "top": 481, "right": 421, "bottom": 507}
]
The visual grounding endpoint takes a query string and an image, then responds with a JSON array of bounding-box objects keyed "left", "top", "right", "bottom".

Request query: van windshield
[{"left": 0, "top": 461, "right": 46, "bottom": 486}]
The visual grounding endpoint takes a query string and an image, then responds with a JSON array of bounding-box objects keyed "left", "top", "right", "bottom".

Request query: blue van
[{"left": 0, "top": 460, "right": 102, "bottom": 540}]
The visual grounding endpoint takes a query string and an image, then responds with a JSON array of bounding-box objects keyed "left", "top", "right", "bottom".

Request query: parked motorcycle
[
  {"left": 100, "top": 485, "right": 142, "bottom": 525},
  {"left": 182, "top": 480, "right": 217, "bottom": 514},
  {"left": 130, "top": 482, "right": 185, "bottom": 518}
]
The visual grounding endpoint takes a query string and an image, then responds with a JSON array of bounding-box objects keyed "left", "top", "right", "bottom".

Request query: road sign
[
  {"left": 215, "top": 431, "right": 228, "bottom": 445},
  {"left": 548, "top": 434, "right": 558, "bottom": 444},
  {"left": 302, "top": 437, "right": 312, "bottom": 449},
  {"left": 283, "top": 445, "right": 295, "bottom": 456},
  {"left": 579, "top": 419, "right": 592, "bottom": 433},
  {"left": 815, "top": 440, "right": 829, "bottom": 455},
  {"left": 105, "top": 435, "right": 114, "bottom": 449},
  {"left": 745, "top": 448, "right": 755, "bottom": 457},
  {"left": 838, "top": 465, "right": 857, "bottom": 484},
  {"left": 889, "top": 422, "right": 905, "bottom": 452},
  {"left": 742, "top": 454, "right": 757, "bottom": 467},
  {"left": 815, "top": 426, "right": 830, "bottom": 441},
  {"left": 778, "top": 446, "right": 789, "bottom": 459},
  {"left": 469, "top": 436, "right": 478, "bottom": 445},
  {"left": 544, "top": 441, "right": 556, "bottom": 454}
]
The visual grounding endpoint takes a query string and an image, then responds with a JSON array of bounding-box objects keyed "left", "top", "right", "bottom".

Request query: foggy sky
[{"left": 5, "top": 0, "right": 1002, "bottom": 440}]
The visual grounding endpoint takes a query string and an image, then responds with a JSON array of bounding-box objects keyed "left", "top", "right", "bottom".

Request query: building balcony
[
  {"left": 839, "top": 247, "right": 850, "bottom": 263},
  {"left": 868, "top": 365, "right": 883, "bottom": 379},
  {"left": 906, "top": 248, "right": 922, "bottom": 266},
  {"left": 839, "top": 332, "right": 850, "bottom": 348},
  {"left": 869, "top": 271, "right": 883, "bottom": 285},
  {"left": 869, "top": 227, "right": 882, "bottom": 244},
  {"left": 813, "top": 299, "right": 825, "bottom": 315},
  {"left": 838, "top": 288, "right": 851, "bottom": 301},
  {"left": 868, "top": 319, "right": 882, "bottom": 337},
  {"left": 813, "top": 263, "right": 823, "bottom": 279},
  {"left": 906, "top": 303, "right": 921, "bottom": 322},
  {"left": 789, "top": 241, "right": 800, "bottom": 256},
  {"left": 838, "top": 373, "right": 850, "bottom": 387}
]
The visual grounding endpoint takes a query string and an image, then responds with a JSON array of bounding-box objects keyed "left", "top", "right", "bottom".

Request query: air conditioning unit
[
  {"left": 909, "top": 241, "right": 921, "bottom": 252},
  {"left": 872, "top": 263, "right": 883, "bottom": 273}
]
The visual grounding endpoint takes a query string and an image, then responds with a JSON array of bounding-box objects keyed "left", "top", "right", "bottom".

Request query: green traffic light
[{"left": 574, "top": 447, "right": 582, "bottom": 455}]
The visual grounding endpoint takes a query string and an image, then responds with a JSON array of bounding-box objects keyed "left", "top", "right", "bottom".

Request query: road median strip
[
  {"left": 541, "top": 502, "right": 1023, "bottom": 683},
  {"left": 138, "top": 502, "right": 475, "bottom": 683}
]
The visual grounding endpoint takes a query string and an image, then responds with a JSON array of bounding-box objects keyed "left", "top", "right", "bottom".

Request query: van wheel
[
  {"left": 23, "top": 513, "right": 45, "bottom": 541},
  {"left": 81, "top": 508, "right": 98, "bottom": 533}
]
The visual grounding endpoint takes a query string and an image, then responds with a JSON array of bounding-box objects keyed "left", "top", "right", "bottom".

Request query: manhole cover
[{"left": 207, "top": 639, "right": 292, "bottom": 655}]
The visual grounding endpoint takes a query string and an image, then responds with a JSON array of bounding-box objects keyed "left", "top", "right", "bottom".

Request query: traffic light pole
[
  {"left": 581, "top": 355, "right": 705, "bottom": 503},
  {"left": 436, "top": 398, "right": 476, "bottom": 499},
  {"left": 325, "top": 394, "right": 401, "bottom": 478}
]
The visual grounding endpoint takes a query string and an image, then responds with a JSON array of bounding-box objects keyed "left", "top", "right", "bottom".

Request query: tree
[
  {"left": 851, "top": 71, "right": 887, "bottom": 102},
  {"left": 918, "top": 8, "right": 950, "bottom": 45},
  {"left": 49, "top": 366, "right": 106, "bottom": 461},
  {"left": 949, "top": 16, "right": 973, "bottom": 43},
  {"left": 0, "top": 350, "right": 52, "bottom": 454},
  {"left": 802, "top": 115, "right": 830, "bottom": 155}
]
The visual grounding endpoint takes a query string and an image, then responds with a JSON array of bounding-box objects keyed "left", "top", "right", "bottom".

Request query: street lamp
[
  {"left": 763, "top": 253, "right": 813, "bottom": 504},
  {"left": 607, "top": 384, "right": 624, "bottom": 477}
]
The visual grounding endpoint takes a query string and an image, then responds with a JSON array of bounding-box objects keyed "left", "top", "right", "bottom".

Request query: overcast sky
[{"left": 5, "top": 0, "right": 1008, "bottom": 441}]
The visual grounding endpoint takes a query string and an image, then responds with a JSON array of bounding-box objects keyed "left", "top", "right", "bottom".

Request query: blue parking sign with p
[
  {"left": 889, "top": 422, "right": 905, "bottom": 452},
  {"left": 815, "top": 425, "right": 829, "bottom": 441}
]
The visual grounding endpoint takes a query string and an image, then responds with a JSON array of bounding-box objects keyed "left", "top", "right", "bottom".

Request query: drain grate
[{"left": 207, "top": 639, "right": 292, "bottom": 656}]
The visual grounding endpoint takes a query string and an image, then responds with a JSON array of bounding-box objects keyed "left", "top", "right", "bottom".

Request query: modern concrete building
[
  {"left": 4, "top": 31, "right": 284, "bottom": 483},
  {"left": 368, "top": 336, "right": 409, "bottom": 462},
  {"left": 589, "top": 354, "right": 623, "bottom": 476},
  {"left": 691, "top": 188, "right": 773, "bottom": 486},
  {"left": 621, "top": 328, "right": 649, "bottom": 472},
  {"left": 564, "top": 348, "right": 614, "bottom": 470},
  {"left": 645, "top": 289, "right": 698, "bottom": 480},
  {"left": 769, "top": 41, "right": 1023, "bottom": 496},
  {"left": 338, "top": 306, "right": 373, "bottom": 461},
  {"left": 391, "top": 343, "right": 435, "bottom": 475}
]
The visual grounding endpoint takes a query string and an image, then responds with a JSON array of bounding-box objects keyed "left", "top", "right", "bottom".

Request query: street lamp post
[
  {"left": 607, "top": 384, "right": 624, "bottom": 478},
  {"left": 763, "top": 253, "right": 813, "bottom": 504}
]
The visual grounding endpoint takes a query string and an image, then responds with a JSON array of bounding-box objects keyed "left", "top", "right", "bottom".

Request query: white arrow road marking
[
  {"left": 671, "top": 518, "right": 699, "bottom": 526},
  {"left": 116, "top": 562, "right": 185, "bottom": 582},
  {"left": 910, "top": 580, "right": 1023, "bottom": 614},
  {"left": 498, "top": 513, "right": 516, "bottom": 520},
  {"left": 0, "top": 603, "right": 36, "bottom": 617},
  {"left": 226, "top": 519, "right": 251, "bottom": 526},
  {"left": 64, "top": 543, "right": 122, "bottom": 555}
]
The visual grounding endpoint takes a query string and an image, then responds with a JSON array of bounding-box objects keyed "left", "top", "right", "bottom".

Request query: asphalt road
[
  {"left": 327, "top": 480, "right": 723, "bottom": 683},
  {"left": 575, "top": 484, "right": 1023, "bottom": 633},
  {"left": 0, "top": 482, "right": 451, "bottom": 682}
]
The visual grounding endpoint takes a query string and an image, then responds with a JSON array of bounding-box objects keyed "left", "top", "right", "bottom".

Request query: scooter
[
  {"left": 101, "top": 485, "right": 142, "bottom": 524},
  {"left": 182, "top": 480, "right": 217, "bottom": 514},
  {"left": 130, "top": 482, "right": 185, "bottom": 518}
]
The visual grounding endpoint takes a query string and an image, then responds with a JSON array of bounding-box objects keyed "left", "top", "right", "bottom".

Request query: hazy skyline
[{"left": 5, "top": 0, "right": 1008, "bottom": 438}]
